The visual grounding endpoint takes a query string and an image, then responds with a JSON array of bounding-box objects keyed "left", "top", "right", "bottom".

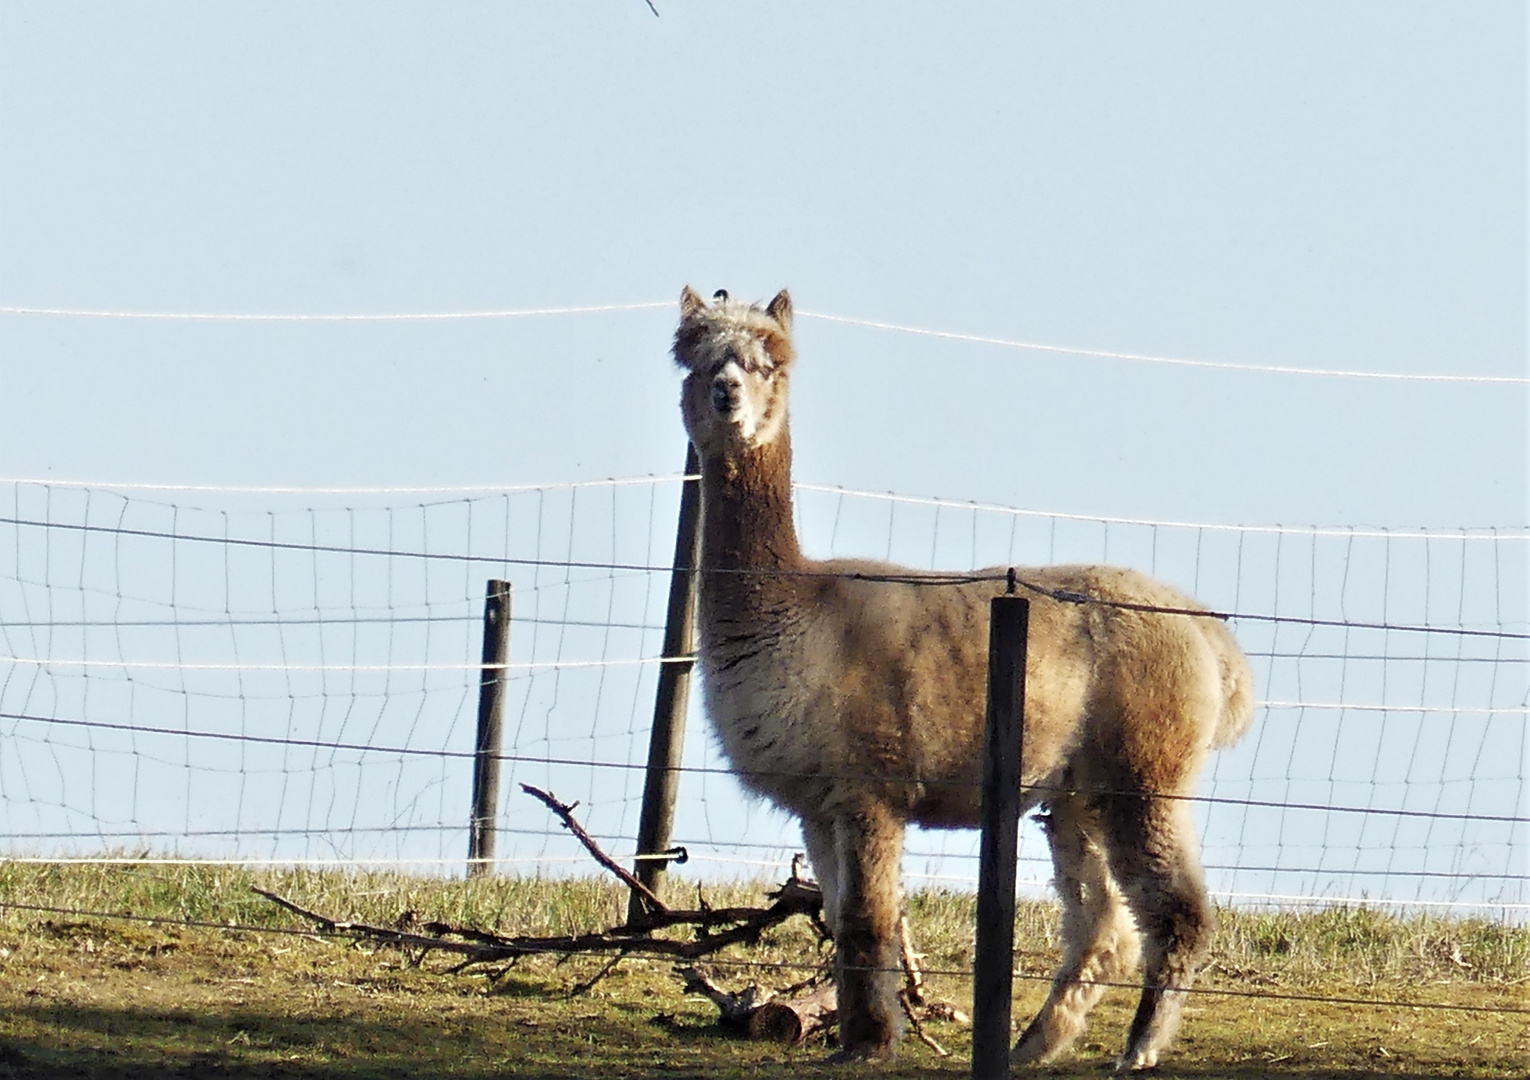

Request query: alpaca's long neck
[{"left": 697, "top": 433, "right": 804, "bottom": 615}]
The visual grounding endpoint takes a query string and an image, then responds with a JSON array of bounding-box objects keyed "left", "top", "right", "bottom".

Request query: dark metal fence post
[
  {"left": 468, "top": 579, "right": 512, "bottom": 878},
  {"left": 627, "top": 444, "right": 704, "bottom": 923},
  {"left": 972, "top": 591, "right": 1029, "bottom": 1079}
]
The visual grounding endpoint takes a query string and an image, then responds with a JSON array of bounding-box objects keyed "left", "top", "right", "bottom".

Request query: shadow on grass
[
  {"left": 0, "top": 998, "right": 638, "bottom": 1080},
  {"left": 0, "top": 1000, "right": 1506, "bottom": 1080}
]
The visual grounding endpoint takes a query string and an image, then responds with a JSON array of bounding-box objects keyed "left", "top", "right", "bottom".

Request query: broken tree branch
[
  {"left": 899, "top": 914, "right": 927, "bottom": 1006},
  {"left": 252, "top": 887, "right": 510, "bottom": 963},
  {"left": 677, "top": 965, "right": 773, "bottom": 1028},
  {"left": 520, "top": 782, "right": 668, "bottom": 918},
  {"left": 256, "top": 786, "right": 822, "bottom": 968},
  {"left": 255, "top": 880, "right": 819, "bottom": 965},
  {"left": 898, "top": 988, "right": 950, "bottom": 1057},
  {"left": 677, "top": 965, "right": 837, "bottom": 1045}
]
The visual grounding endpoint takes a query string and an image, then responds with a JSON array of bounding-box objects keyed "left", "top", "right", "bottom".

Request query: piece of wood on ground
[
  {"left": 678, "top": 965, "right": 838, "bottom": 1045},
  {"left": 677, "top": 966, "right": 773, "bottom": 1029},
  {"left": 746, "top": 979, "right": 838, "bottom": 1043}
]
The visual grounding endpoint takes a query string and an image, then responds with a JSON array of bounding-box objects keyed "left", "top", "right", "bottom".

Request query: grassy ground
[{"left": 0, "top": 862, "right": 1524, "bottom": 1079}]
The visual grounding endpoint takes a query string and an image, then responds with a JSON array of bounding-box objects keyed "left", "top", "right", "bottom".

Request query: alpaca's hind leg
[
  {"left": 801, "top": 816, "right": 842, "bottom": 936},
  {"left": 1100, "top": 795, "right": 1214, "bottom": 1072},
  {"left": 1012, "top": 796, "right": 1141, "bottom": 1067},
  {"left": 830, "top": 802, "right": 905, "bottom": 1059}
]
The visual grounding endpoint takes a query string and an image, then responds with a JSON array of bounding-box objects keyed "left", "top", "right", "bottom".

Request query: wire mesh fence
[{"left": 1, "top": 475, "right": 1525, "bottom": 916}]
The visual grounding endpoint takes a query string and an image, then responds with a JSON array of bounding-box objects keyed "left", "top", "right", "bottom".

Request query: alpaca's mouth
[{"left": 716, "top": 406, "right": 761, "bottom": 445}]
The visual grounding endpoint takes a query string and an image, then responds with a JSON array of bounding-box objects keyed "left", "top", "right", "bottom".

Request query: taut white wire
[
  {"left": 0, "top": 301, "right": 671, "bottom": 321},
  {"left": 2, "top": 856, "right": 1518, "bottom": 910},
  {"left": 8, "top": 474, "right": 1526, "bottom": 542},
  {"left": 899, "top": 869, "right": 1530, "bottom": 910},
  {"left": 0, "top": 855, "right": 598, "bottom": 867},
  {"left": 3, "top": 657, "right": 1517, "bottom": 713},
  {"left": 795, "top": 483, "right": 1530, "bottom": 542},
  {"left": 798, "top": 310, "right": 1530, "bottom": 385},
  {"left": 1204, "top": 891, "right": 1530, "bottom": 912},
  {"left": 0, "top": 655, "right": 692, "bottom": 673},
  {"left": 4, "top": 300, "right": 1523, "bottom": 383},
  {"left": 1259, "top": 702, "right": 1526, "bottom": 716},
  {"left": 0, "top": 474, "right": 690, "bottom": 496}
]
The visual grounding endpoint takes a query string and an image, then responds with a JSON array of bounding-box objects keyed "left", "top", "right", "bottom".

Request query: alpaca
[{"left": 672, "top": 287, "right": 1254, "bottom": 1070}]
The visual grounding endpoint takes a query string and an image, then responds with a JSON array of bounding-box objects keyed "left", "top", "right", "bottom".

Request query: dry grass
[{"left": 0, "top": 862, "right": 1525, "bottom": 1078}]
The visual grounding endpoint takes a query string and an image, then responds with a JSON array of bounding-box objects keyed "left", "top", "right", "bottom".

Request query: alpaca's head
[{"left": 673, "top": 286, "right": 795, "bottom": 456}]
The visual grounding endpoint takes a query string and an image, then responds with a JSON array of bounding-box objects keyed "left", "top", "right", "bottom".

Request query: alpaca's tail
[{"left": 1205, "top": 619, "right": 1256, "bottom": 748}]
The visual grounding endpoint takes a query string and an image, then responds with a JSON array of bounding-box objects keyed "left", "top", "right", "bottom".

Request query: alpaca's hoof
[
  {"left": 1011, "top": 1014, "right": 1076, "bottom": 1068},
  {"left": 1009, "top": 1031, "right": 1057, "bottom": 1067},
  {"left": 1113, "top": 1047, "right": 1159, "bottom": 1072}
]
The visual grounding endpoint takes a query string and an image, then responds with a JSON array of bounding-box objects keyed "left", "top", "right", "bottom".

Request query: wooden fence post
[
  {"left": 972, "top": 590, "right": 1029, "bottom": 1079},
  {"left": 468, "top": 579, "right": 512, "bottom": 878},
  {"left": 627, "top": 444, "right": 704, "bottom": 923}
]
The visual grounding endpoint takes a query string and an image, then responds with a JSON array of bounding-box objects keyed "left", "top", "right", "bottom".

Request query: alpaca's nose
[{"left": 711, "top": 372, "right": 741, "bottom": 414}]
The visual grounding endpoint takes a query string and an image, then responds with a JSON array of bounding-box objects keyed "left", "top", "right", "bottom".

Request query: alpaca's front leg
[
  {"left": 830, "top": 802, "right": 905, "bottom": 1059},
  {"left": 801, "top": 817, "right": 842, "bottom": 936}
]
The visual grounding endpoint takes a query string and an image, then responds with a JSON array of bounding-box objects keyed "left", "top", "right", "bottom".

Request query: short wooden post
[
  {"left": 468, "top": 579, "right": 512, "bottom": 877},
  {"left": 972, "top": 592, "right": 1029, "bottom": 1080},
  {"left": 627, "top": 444, "right": 703, "bottom": 923}
]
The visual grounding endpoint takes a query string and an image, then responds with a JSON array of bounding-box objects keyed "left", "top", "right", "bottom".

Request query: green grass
[{"left": 0, "top": 862, "right": 1525, "bottom": 1078}]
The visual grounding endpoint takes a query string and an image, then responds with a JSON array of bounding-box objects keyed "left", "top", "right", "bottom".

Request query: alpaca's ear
[
  {"left": 766, "top": 289, "right": 792, "bottom": 330},
  {"left": 674, "top": 287, "right": 709, "bottom": 370},
  {"left": 680, "top": 286, "right": 708, "bottom": 319}
]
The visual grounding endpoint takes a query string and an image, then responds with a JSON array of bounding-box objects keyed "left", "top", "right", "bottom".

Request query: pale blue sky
[
  {"left": 1, "top": 1, "right": 1523, "bottom": 526},
  {"left": 0, "top": 3, "right": 1525, "bottom": 904}
]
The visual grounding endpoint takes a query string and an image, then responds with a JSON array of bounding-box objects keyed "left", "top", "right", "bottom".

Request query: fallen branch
[
  {"left": 256, "top": 877, "right": 820, "bottom": 966},
  {"left": 678, "top": 915, "right": 971, "bottom": 1052},
  {"left": 520, "top": 783, "right": 668, "bottom": 918},
  {"left": 255, "top": 786, "right": 822, "bottom": 969},
  {"left": 252, "top": 782, "right": 933, "bottom": 1050},
  {"left": 677, "top": 966, "right": 774, "bottom": 1028},
  {"left": 677, "top": 965, "right": 837, "bottom": 1045},
  {"left": 252, "top": 886, "right": 516, "bottom": 965},
  {"left": 256, "top": 784, "right": 970, "bottom": 1057}
]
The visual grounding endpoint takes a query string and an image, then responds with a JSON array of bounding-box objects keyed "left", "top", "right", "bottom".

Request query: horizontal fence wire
[
  {"left": 4, "top": 710, "right": 1527, "bottom": 826},
  {"left": 0, "top": 475, "right": 697, "bottom": 496},
  {"left": 3, "top": 513, "right": 1527, "bottom": 641},
  {"left": 9, "top": 474, "right": 1527, "bottom": 539},
  {"left": 9, "top": 654, "right": 1530, "bottom": 703},
  {"left": 3, "top": 302, "right": 1525, "bottom": 384},
  {"left": 2, "top": 477, "right": 1526, "bottom": 916},
  {"left": 6, "top": 825, "right": 1530, "bottom": 884},
  {"left": 0, "top": 302, "right": 674, "bottom": 322}
]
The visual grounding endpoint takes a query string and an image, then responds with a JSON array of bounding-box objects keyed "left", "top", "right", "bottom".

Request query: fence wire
[{"left": 1, "top": 477, "right": 1525, "bottom": 916}]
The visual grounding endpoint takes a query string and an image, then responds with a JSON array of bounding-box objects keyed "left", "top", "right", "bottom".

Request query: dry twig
[
  {"left": 520, "top": 783, "right": 668, "bottom": 918},
  {"left": 899, "top": 915, "right": 927, "bottom": 1006},
  {"left": 898, "top": 988, "right": 951, "bottom": 1057}
]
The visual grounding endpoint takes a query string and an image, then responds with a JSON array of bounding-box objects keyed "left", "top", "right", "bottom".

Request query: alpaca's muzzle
[{"left": 711, "top": 370, "right": 742, "bottom": 416}]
